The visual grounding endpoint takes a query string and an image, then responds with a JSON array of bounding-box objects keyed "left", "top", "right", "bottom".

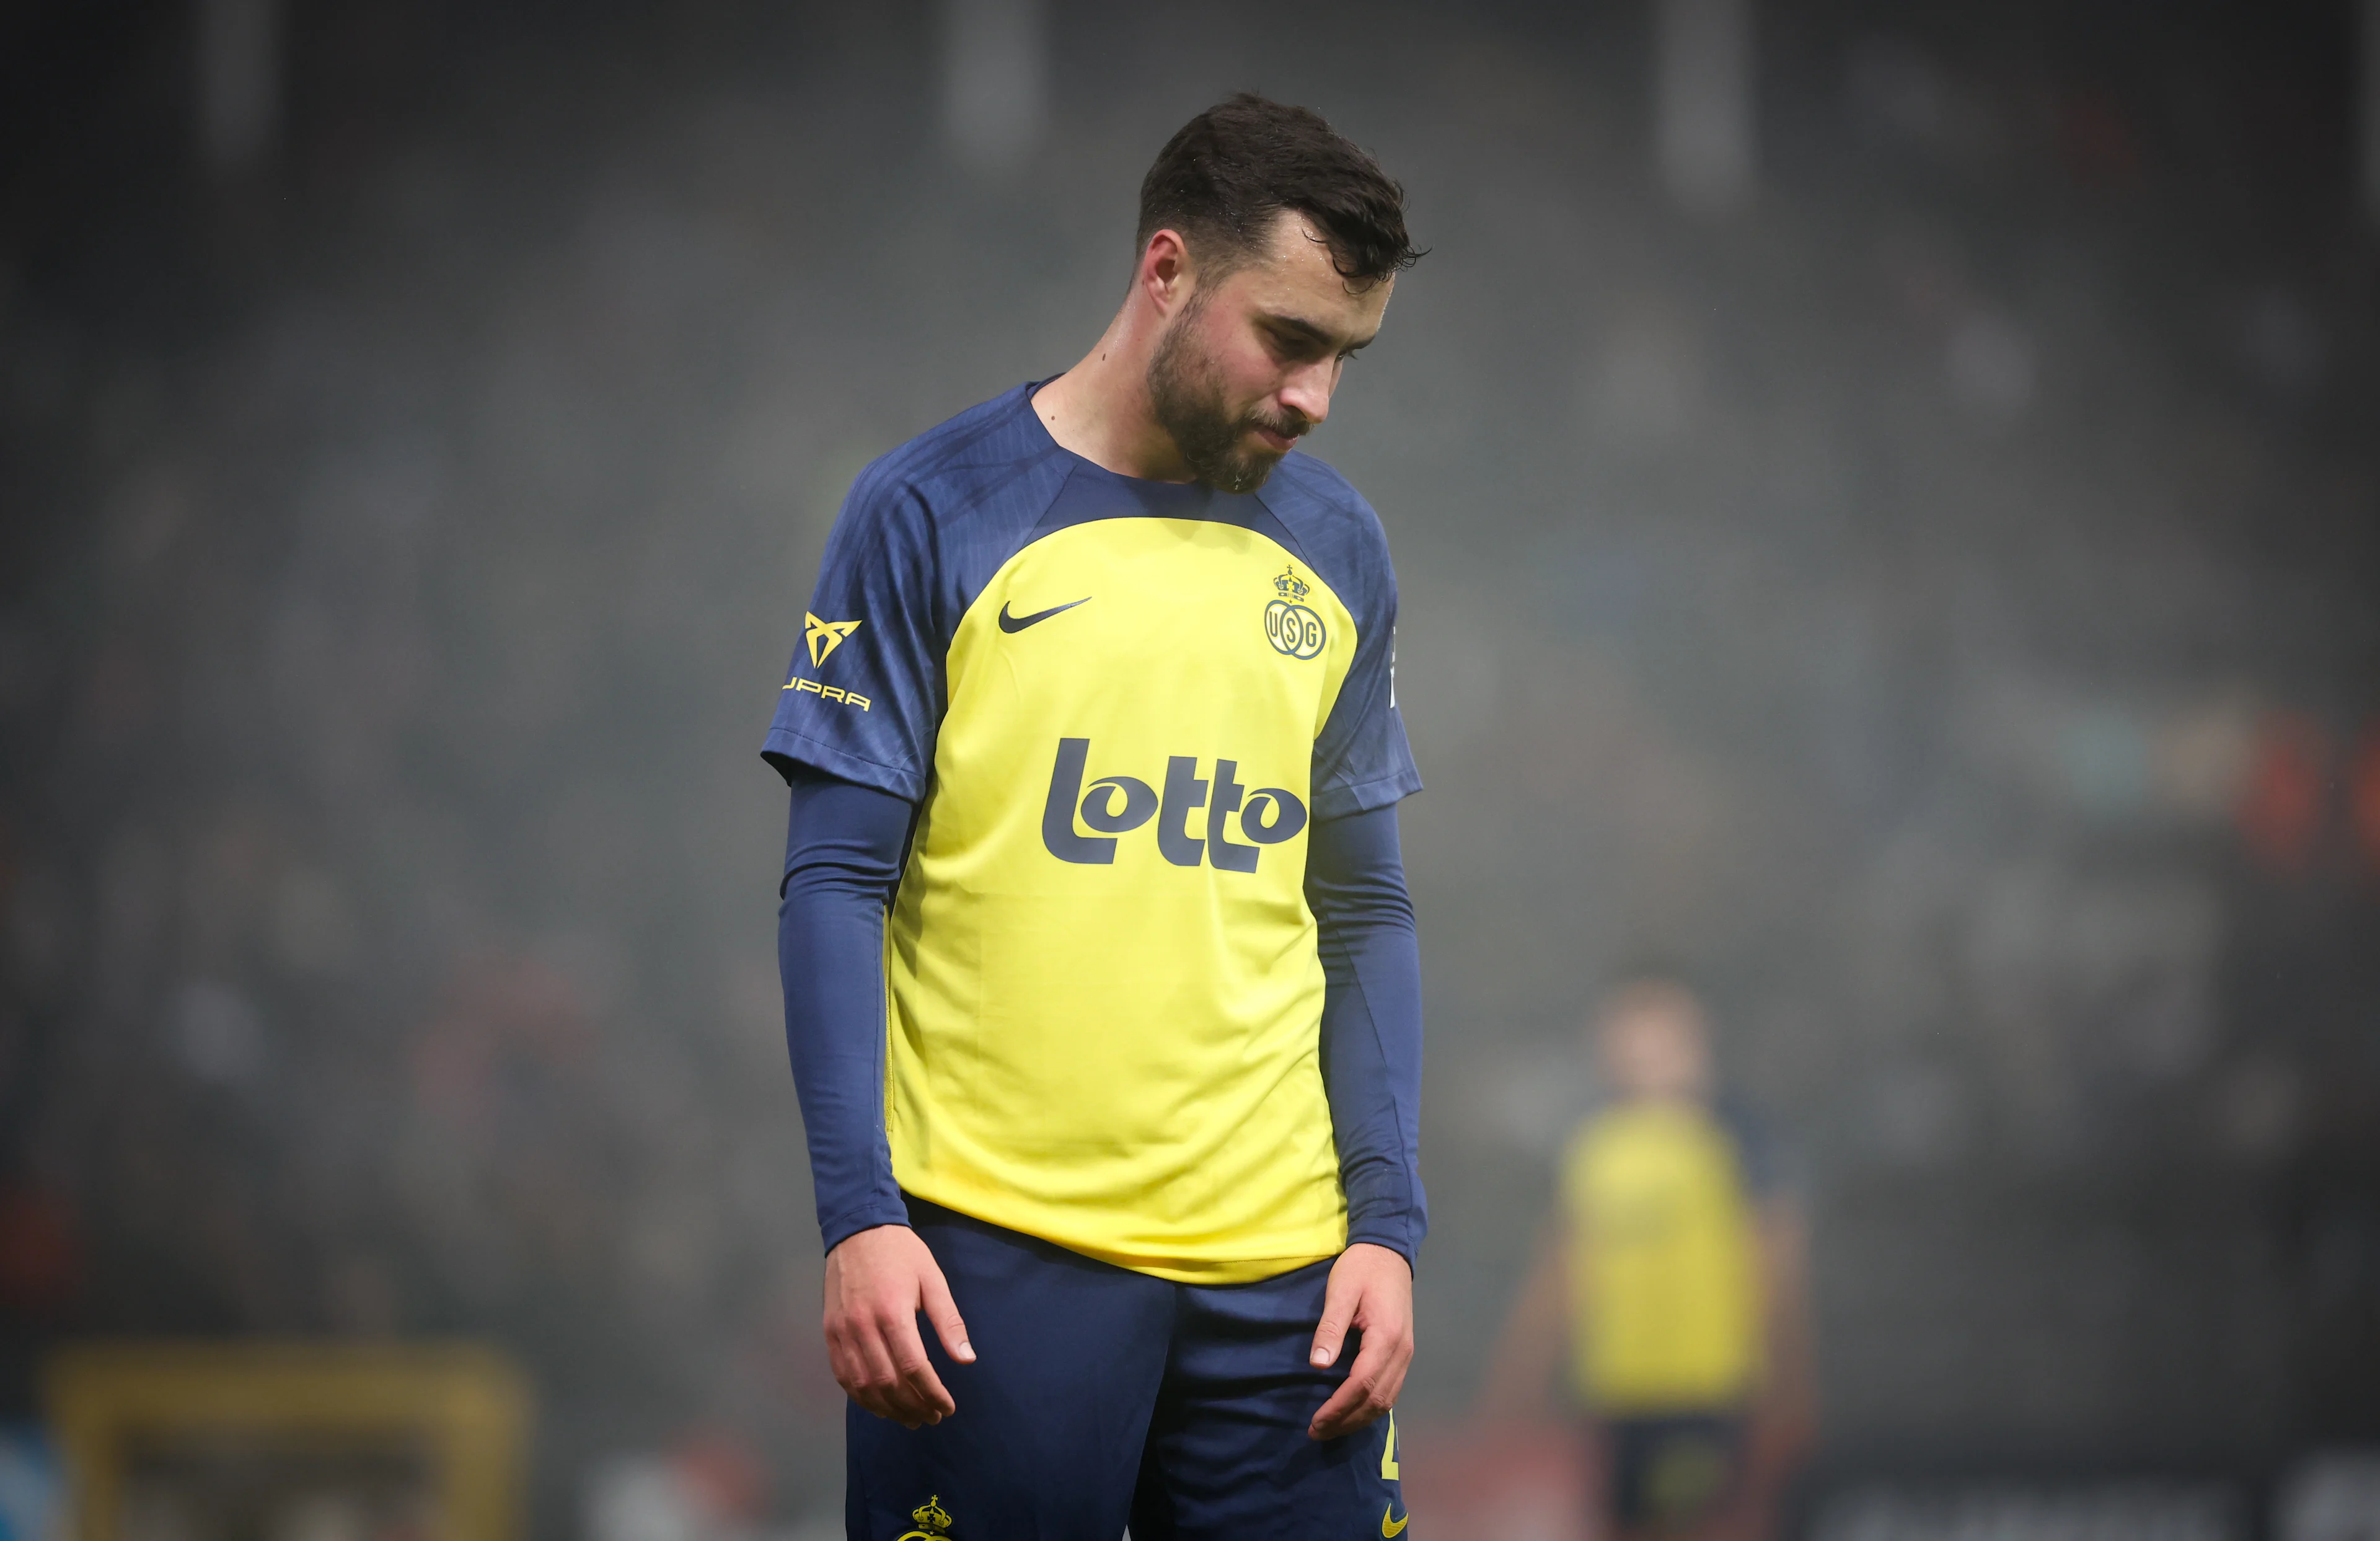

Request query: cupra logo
[{"left": 804, "top": 612, "right": 861, "bottom": 669}]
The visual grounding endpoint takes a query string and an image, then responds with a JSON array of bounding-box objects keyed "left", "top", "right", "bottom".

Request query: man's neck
[{"left": 1031, "top": 312, "right": 1194, "bottom": 483}]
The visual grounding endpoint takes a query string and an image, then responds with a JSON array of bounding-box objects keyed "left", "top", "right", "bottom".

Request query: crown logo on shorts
[
  {"left": 1273, "top": 566, "right": 1310, "bottom": 604},
  {"left": 910, "top": 1496, "right": 953, "bottom": 1534}
]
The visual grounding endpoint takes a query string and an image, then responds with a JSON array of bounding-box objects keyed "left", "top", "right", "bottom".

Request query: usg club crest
[
  {"left": 895, "top": 1494, "right": 953, "bottom": 1540},
  {"left": 1264, "top": 567, "right": 1325, "bottom": 660}
]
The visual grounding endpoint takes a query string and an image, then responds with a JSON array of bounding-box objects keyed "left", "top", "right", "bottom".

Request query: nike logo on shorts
[{"left": 998, "top": 597, "right": 1091, "bottom": 632}]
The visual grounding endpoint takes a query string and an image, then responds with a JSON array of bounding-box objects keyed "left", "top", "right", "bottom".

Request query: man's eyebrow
[{"left": 1263, "top": 312, "right": 1378, "bottom": 353}]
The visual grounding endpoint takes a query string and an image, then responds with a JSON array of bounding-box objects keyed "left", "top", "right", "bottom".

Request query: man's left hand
[{"left": 1306, "top": 1242, "right": 1414, "bottom": 1441}]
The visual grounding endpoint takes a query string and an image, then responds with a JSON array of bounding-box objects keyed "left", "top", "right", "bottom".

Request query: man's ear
[{"left": 1140, "top": 229, "right": 1194, "bottom": 316}]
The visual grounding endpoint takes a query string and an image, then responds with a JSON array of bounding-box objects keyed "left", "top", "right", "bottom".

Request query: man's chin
[{"left": 1205, "top": 446, "right": 1287, "bottom": 495}]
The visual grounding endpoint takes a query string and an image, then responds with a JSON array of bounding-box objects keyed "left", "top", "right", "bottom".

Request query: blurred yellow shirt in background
[{"left": 1561, "top": 1101, "right": 1763, "bottom": 1411}]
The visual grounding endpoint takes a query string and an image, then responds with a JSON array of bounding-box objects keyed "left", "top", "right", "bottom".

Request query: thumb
[
  {"left": 1310, "top": 1266, "right": 1361, "bottom": 1368},
  {"left": 917, "top": 1256, "right": 976, "bottom": 1364}
]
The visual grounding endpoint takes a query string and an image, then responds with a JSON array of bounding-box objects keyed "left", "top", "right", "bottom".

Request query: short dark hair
[{"left": 1136, "top": 94, "right": 1422, "bottom": 286}]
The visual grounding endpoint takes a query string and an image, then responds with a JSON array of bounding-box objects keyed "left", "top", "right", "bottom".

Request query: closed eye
[
  {"left": 1262, "top": 313, "right": 1375, "bottom": 365},
  {"left": 1263, "top": 321, "right": 1333, "bottom": 364}
]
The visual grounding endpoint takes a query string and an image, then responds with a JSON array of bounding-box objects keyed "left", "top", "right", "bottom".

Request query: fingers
[
  {"left": 918, "top": 1257, "right": 977, "bottom": 1366},
  {"left": 1307, "top": 1368, "right": 1372, "bottom": 1440},
  {"left": 1307, "top": 1253, "right": 1415, "bottom": 1442},
  {"left": 821, "top": 1228, "right": 966, "bottom": 1428},
  {"left": 1308, "top": 1317, "right": 1409, "bottom": 1440},
  {"left": 1309, "top": 1266, "right": 1361, "bottom": 1369},
  {"left": 881, "top": 1302, "right": 959, "bottom": 1423},
  {"left": 831, "top": 1309, "right": 917, "bottom": 1424},
  {"left": 830, "top": 1302, "right": 956, "bottom": 1427}
]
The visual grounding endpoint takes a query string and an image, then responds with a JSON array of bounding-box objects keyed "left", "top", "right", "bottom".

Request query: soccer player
[
  {"left": 762, "top": 95, "right": 1427, "bottom": 1538},
  {"left": 1476, "top": 980, "right": 1817, "bottom": 1541}
]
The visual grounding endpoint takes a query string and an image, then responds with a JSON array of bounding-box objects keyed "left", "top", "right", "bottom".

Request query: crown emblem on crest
[
  {"left": 910, "top": 1496, "right": 953, "bottom": 1534},
  {"left": 1273, "top": 566, "right": 1311, "bottom": 604}
]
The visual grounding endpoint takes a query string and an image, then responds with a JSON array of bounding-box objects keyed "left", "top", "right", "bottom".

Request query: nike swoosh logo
[
  {"left": 997, "top": 596, "right": 1090, "bottom": 633},
  {"left": 1382, "top": 1504, "right": 1410, "bottom": 1537}
]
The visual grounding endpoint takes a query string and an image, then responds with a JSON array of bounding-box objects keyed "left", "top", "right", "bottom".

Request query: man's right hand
[{"left": 822, "top": 1224, "right": 975, "bottom": 1427}]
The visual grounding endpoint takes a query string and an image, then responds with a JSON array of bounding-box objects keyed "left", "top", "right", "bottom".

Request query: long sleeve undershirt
[
  {"left": 777, "top": 762, "right": 1427, "bottom": 1269},
  {"left": 1306, "top": 800, "right": 1429, "bottom": 1265}
]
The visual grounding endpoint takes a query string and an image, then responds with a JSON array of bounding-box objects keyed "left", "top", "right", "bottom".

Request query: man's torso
[
  {"left": 766, "top": 384, "right": 1419, "bottom": 1281},
  {"left": 1561, "top": 1100, "right": 1765, "bottom": 1410}
]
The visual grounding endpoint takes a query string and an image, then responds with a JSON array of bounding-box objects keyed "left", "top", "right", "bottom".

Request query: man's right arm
[
  {"left": 778, "top": 763, "right": 972, "bottom": 1424},
  {"left": 778, "top": 764, "right": 912, "bottom": 1245}
]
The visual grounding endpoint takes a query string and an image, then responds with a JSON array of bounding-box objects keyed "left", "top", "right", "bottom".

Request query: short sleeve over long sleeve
[{"left": 763, "top": 466, "right": 948, "bottom": 803}]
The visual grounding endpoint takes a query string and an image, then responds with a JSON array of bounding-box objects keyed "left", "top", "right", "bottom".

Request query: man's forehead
[
  {"left": 1230, "top": 213, "right": 1393, "bottom": 331},
  {"left": 1256, "top": 211, "right": 1383, "bottom": 288}
]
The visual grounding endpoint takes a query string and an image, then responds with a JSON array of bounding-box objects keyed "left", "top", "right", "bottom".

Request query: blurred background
[{"left": 2, "top": 0, "right": 2378, "bottom": 1537}]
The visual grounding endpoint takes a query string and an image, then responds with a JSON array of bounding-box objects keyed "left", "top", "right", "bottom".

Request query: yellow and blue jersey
[
  {"left": 762, "top": 382, "right": 1422, "bottom": 1283},
  {"left": 1559, "top": 1098, "right": 1778, "bottom": 1413}
]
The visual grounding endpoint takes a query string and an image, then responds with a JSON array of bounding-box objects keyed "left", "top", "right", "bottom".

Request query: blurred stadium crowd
[{"left": 1, "top": 0, "right": 2376, "bottom": 1535}]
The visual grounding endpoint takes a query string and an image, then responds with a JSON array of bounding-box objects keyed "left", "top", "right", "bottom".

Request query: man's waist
[{"left": 889, "top": 1156, "right": 1346, "bottom": 1285}]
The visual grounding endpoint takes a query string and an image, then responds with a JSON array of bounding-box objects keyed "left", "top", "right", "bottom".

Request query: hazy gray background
[{"left": 3, "top": 0, "right": 2377, "bottom": 1534}]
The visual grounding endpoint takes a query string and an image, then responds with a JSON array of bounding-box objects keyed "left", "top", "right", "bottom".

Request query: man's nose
[{"left": 1277, "top": 360, "right": 1335, "bottom": 428}]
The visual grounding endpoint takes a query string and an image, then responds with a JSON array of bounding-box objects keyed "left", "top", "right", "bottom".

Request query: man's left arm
[{"left": 1303, "top": 801, "right": 1424, "bottom": 1440}]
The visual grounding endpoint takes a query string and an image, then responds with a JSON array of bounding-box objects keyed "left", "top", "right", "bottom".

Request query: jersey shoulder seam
[
  {"left": 1260, "top": 450, "right": 1375, "bottom": 522},
  {"left": 848, "top": 387, "right": 1060, "bottom": 518}
]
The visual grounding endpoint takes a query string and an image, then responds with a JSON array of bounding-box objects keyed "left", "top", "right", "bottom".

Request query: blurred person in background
[
  {"left": 1478, "top": 979, "right": 1817, "bottom": 1541},
  {"left": 765, "top": 94, "right": 1427, "bottom": 1539}
]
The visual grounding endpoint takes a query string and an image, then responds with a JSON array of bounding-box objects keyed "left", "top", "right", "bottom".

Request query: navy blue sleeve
[
  {"left": 1261, "top": 457, "right": 1423, "bottom": 822},
  {"left": 1306, "top": 801, "right": 1427, "bottom": 1269},
  {"left": 763, "top": 465, "right": 948, "bottom": 801},
  {"left": 759, "top": 389, "right": 1077, "bottom": 800},
  {"left": 778, "top": 764, "right": 916, "bottom": 1252}
]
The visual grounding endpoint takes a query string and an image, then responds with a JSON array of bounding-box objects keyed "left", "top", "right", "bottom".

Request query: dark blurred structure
[
  {"left": 47, "top": 1342, "right": 529, "bottom": 1541},
  {"left": 2, "top": 1, "right": 2376, "bottom": 1535}
]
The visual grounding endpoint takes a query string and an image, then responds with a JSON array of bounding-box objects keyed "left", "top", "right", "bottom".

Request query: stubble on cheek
[{"left": 1146, "top": 308, "right": 1294, "bottom": 495}]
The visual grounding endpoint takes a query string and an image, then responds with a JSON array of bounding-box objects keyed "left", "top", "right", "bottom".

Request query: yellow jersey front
[{"left": 762, "top": 384, "right": 1422, "bottom": 1282}]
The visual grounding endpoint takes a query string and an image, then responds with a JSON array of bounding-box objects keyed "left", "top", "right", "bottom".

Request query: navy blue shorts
[
  {"left": 845, "top": 1199, "right": 1411, "bottom": 1540},
  {"left": 1598, "top": 1413, "right": 1745, "bottom": 1532}
]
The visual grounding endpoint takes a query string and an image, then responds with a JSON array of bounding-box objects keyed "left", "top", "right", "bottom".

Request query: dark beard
[{"left": 1146, "top": 304, "right": 1306, "bottom": 493}]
